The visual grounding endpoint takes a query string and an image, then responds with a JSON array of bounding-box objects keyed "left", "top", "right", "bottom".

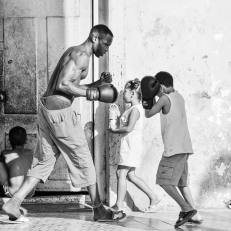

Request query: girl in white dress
[{"left": 108, "top": 78, "right": 160, "bottom": 212}]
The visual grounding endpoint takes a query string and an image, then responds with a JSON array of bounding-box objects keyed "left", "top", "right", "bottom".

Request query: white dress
[{"left": 117, "top": 104, "right": 144, "bottom": 167}]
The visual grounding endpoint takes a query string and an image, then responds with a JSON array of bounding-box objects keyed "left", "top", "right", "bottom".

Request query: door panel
[
  {"left": 47, "top": 16, "right": 79, "bottom": 79},
  {"left": 0, "top": 0, "right": 93, "bottom": 191},
  {"left": 4, "top": 17, "right": 37, "bottom": 114}
]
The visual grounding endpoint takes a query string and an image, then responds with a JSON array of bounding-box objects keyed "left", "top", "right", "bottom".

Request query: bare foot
[
  {"left": 150, "top": 195, "right": 161, "bottom": 206},
  {"left": 2, "top": 197, "right": 22, "bottom": 221},
  {"left": 191, "top": 211, "right": 202, "bottom": 221},
  {"left": 93, "top": 204, "right": 126, "bottom": 222},
  {"left": 110, "top": 204, "right": 126, "bottom": 212}
]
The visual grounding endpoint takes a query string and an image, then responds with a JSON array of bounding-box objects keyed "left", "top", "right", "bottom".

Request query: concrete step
[
  {"left": 0, "top": 194, "right": 92, "bottom": 206},
  {"left": 0, "top": 194, "right": 93, "bottom": 213},
  {"left": 0, "top": 202, "right": 93, "bottom": 214}
]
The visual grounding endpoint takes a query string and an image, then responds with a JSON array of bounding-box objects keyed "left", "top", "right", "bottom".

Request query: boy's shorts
[{"left": 156, "top": 153, "right": 189, "bottom": 187}]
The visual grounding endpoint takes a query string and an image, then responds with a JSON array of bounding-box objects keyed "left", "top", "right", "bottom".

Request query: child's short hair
[
  {"left": 155, "top": 71, "right": 173, "bottom": 87},
  {"left": 125, "top": 78, "right": 141, "bottom": 101},
  {"left": 9, "top": 126, "right": 27, "bottom": 148}
]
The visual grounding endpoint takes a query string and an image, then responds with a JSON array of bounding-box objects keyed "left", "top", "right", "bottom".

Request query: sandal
[
  {"left": 96, "top": 209, "right": 126, "bottom": 222},
  {"left": 0, "top": 215, "right": 29, "bottom": 224},
  {"left": 109, "top": 205, "right": 127, "bottom": 213},
  {"left": 174, "top": 209, "right": 197, "bottom": 228},
  {"left": 187, "top": 218, "right": 204, "bottom": 224},
  {"left": 224, "top": 200, "right": 231, "bottom": 209},
  {"left": 141, "top": 205, "right": 158, "bottom": 213}
]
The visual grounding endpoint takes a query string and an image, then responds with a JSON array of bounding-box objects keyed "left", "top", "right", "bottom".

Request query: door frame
[{"left": 92, "top": 0, "right": 110, "bottom": 203}]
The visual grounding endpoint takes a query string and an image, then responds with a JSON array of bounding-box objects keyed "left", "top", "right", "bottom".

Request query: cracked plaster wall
[{"left": 108, "top": 0, "right": 231, "bottom": 209}]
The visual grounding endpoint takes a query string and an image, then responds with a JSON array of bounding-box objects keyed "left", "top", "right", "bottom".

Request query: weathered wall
[
  {"left": 108, "top": 0, "right": 231, "bottom": 209},
  {"left": 0, "top": 0, "right": 94, "bottom": 192}
]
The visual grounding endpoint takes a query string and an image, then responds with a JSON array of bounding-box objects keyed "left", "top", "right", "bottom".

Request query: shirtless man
[
  {"left": 0, "top": 126, "right": 35, "bottom": 198},
  {"left": 2, "top": 24, "right": 125, "bottom": 222}
]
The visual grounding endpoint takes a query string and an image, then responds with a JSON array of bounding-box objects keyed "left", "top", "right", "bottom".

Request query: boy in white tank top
[{"left": 145, "top": 71, "right": 203, "bottom": 228}]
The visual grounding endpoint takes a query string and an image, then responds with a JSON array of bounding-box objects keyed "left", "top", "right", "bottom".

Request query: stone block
[
  {"left": 0, "top": 50, "right": 3, "bottom": 77},
  {"left": 0, "top": 41, "right": 3, "bottom": 50},
  {"left": 0, "top": 18, "right": 3, "bottom": 41}
]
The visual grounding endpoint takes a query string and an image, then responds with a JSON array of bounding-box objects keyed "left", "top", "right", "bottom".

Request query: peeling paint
[
  {"left": 221, "top": 89, "right": 230, "bottom": 97},
  {"left": 109, "top": 0, "right": 231, "bottom": 210},
  {"left": 214, "top": 33, "right": 224, "bottom": 41},
  {"left": 215, "top": 162, "right": 226, "bottom": 176}
]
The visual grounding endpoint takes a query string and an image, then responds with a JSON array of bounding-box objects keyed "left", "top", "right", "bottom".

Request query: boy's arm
[
  {"left": 145, "top": 95, "right": 169, "bottom": 118},
  {"left": 109, "top": 108, "right": 140, "bottom": 134}
]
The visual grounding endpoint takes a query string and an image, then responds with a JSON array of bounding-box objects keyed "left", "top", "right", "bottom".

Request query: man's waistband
[{"left": 41, "top": 95, "right": 72, "bottom": 110}]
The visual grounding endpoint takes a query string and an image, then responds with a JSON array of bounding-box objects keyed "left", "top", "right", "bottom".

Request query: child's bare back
[
  {"left": 2, "top": 149, "right": 33, "bottom": 190},
  {"left": 0, "top": 126, "right": 34, "bottom": 197}
]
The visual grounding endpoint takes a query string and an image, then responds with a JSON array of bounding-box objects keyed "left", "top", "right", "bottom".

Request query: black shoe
[{"left": 174, "top": 209, "right": 197, "bottom": 228}]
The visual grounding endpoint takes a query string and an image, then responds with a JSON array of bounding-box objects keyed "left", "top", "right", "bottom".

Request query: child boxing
[
  {"left": 108, "top": 78, "right": 160, "bottom": 212},
  {"left": 141, "top": 72, "right": 203, "bottom": 228}
]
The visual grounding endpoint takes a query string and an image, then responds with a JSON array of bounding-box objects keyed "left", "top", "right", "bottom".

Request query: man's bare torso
[{"left": 43, "top": 45, "right": 90, "bottom": 102}]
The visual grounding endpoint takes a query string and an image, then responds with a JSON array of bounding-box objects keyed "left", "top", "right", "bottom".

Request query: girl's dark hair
[
  {"left": 9, "top": 126, "right": 27, "bottom": 149},
  {"left": 125, "top": 78, "right": 142, "bottom": 101}
]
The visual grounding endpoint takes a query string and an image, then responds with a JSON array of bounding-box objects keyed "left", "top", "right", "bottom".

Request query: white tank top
[{"left": 160, "top": 91, "right": 193, "bottom": 157}]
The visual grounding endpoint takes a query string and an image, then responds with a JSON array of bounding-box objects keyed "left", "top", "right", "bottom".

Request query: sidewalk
[{"left": 0, "top": 204, "right": 230, "bottom": 231}]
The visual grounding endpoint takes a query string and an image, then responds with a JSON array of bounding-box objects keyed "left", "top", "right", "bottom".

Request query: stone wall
[{"left": 108, "top": 0, "right": 231, "bottom": 210}]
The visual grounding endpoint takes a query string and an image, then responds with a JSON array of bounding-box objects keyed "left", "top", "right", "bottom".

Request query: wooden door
[{"left": 0, "top": 0, "right": 93, "bottom": 191}]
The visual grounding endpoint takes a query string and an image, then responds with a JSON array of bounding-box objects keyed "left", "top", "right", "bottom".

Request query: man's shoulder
[{"left": 70, "top": 47, "right": 90, "bottom": 61}]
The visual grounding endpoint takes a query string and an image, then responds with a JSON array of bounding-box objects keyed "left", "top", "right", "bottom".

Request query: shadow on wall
[
  {"left": 91, "top": 100, "right": 108, "bottom": 202},
  {"left": 84, "top": 121, "right": 94, "bottom": 158},
  {"left": 197, "top": 149, "right": 231, "bottom": 208}
]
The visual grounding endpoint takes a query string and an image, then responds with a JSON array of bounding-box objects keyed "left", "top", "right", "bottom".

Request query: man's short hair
[
  {"left": 155, "top": 71, "right": 173, "bottom": 87},
  {"left": 9, "top": 126, "right": 27, "bottom": 148},
  {"left": 90, "top": 24, "right": 113, "bottom": 37}
]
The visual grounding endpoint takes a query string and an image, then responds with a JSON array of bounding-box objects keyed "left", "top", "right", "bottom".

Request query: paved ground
[{"left": 0, "top": 206, "right": 230, "bottom": 231}]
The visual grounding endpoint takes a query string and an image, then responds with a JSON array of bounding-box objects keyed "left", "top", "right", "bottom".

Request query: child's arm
[
  {"left": 108, "top": 107, "right": 140, "bottom": 134},
  {"left": 145, "top": 95, "right": 169, "bottom": 118}
]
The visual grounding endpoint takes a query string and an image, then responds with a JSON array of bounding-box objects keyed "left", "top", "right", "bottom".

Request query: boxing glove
[
  {"left": 86, "top": 84, "right": 118, "bottom": 103},
  {"left": 141, "top": 76, "right": 160, "bottom": 109},
  {"left": 100, "top": 72, "right": 112, "bottom": 83}
]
